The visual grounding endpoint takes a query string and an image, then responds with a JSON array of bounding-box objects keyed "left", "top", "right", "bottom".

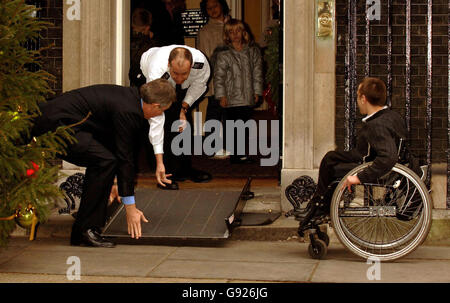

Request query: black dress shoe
[
  {"left": 92, "top": 227, "right": 106, "bottom": 237},
  {"left": 157, "top": 181, "right": 179, "bottom": 190},
  {"left": 189, "top": 169, "right": 212, "bottom": 183},
  {"left": 72, "top": 228, "right": 116, "bottom": 248}
]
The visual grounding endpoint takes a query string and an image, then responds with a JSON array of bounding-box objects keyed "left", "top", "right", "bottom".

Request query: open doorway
[{"left": 130, "top": 0, "right": 282, "bottom": 180}]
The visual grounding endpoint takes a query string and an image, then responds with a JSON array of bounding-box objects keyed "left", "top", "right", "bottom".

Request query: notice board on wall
[{"left": 181, "top": 9, "right": 208, "bottom": 37}]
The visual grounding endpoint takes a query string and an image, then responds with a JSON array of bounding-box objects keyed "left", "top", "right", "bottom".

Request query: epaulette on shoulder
[
  {"left": 192, "top": 62, "right": 204, "bottom": 69},
  {"left": 160, "top": 72, "right": 170, "bottom": 80}
]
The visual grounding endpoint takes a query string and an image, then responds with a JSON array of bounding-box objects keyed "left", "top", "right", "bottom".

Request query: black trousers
[
  {"left": 223, "top": 106, "right": 253, "bottom": 160},
  {"left": 205, "top": 96, "right": 223, "bottom": 139},
  {"left": 62, "top": 132, "right": 117, "bottom": 239},
  {"left": 162, "top": 87, "right": 193, "bottom": 176},
  {"left": 315, "top": 150, "right": 360, "bottom": 203}
]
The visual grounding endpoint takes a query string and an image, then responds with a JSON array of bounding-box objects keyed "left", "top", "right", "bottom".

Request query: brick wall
[
  {"left": 335, "top": 0, "right": 449, "bottom": 162},
  {"left": 35, "top": 0, "right": 63, "bottom": 97},
  {"left": 28, "top": 0, "right": 63, "bottom": 167}
]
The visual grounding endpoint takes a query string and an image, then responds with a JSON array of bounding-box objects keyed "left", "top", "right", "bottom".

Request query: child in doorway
[
  {"left": 197, "top": 0, "right": 231, "bottom": 158},
  {"left": 213, "top": 19, "right": 263, "bottom": 164}
]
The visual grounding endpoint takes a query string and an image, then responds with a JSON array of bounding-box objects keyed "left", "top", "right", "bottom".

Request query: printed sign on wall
[{"left": 182, "top": 9, "right": 208, "bottom": 37}]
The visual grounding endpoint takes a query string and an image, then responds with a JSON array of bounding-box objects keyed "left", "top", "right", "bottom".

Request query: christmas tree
[{"left": 0, "top": 0, "right": 74, "bottom": 246}]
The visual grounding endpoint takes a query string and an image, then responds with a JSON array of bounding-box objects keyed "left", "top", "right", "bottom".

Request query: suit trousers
[
  {"left": 163, "top": 87, "right": 193, "bottom": 177},
  {"left": 62, "top": 132, "right": 117, "bottom": 239},
  {"left": 315, "top": 150, "right": 360, "bottom": 203}
]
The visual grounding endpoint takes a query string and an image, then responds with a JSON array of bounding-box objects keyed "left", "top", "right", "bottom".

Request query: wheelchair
[{"left": 285, "top": 161, "right": 432, "bottom": 262}]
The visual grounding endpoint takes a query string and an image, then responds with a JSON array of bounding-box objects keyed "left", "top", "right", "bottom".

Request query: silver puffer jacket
[{"left": 213, "top": 43, "right": 263, "bottom": 107}]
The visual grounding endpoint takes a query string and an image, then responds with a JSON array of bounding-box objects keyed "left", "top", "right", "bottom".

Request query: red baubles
[{"left": 26, "top": 161, "right": 40, "bottom": 177}]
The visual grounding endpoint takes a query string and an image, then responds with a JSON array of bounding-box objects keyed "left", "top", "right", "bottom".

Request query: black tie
[{"left": 176, "top": 84, "right": 183, "bottom": 103}]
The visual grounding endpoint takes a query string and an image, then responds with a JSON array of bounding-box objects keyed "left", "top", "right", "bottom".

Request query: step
[{"left": 11, "top": 209, "right": 450, "bottom": 246}]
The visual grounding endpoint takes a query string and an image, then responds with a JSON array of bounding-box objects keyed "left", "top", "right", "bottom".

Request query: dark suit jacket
[
  {"left": 32, "top": 85, "right": 146, "bottom": 197},
  {"left": 352, "top": 108, "right": 407, "bottom": 183}
]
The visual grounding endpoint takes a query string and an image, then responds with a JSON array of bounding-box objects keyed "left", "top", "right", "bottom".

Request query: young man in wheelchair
[{"left": 297, "top": 77, "right": 408, "bottom": 235}]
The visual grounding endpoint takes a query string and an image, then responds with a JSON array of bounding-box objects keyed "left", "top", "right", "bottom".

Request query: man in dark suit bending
[{"left": 32, "top": 79, "right": 176, "bottom": 247}]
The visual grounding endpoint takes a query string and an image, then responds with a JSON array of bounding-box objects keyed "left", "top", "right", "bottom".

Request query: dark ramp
[{"left": 102, "top": 189, "right": 244, "bottom": 239}]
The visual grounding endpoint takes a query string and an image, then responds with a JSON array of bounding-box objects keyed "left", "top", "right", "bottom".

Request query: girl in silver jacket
[{"left": 213, "top": 19, "right": 263, "bottom": 164}]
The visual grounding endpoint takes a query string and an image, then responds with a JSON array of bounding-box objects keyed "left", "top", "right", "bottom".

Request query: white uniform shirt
[{"left": 140, "top": 45, "right": 210, "bottom": 154}]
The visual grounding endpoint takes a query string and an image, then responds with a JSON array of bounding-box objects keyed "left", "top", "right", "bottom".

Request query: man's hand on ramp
[
  {"left": 125, "top": 204, "right": 149, "bottom": 239},
  {"left": 156, "top": 162, "right": 172, "bottom": 187}
]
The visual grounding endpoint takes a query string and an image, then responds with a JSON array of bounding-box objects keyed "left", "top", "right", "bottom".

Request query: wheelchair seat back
[{"left": 397, "top": 137, "right": 427, "bottom": 180}]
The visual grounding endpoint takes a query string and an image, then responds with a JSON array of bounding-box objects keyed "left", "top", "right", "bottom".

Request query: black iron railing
[{"left": 343, "top": 0, "right": 449, "bottom": 208}]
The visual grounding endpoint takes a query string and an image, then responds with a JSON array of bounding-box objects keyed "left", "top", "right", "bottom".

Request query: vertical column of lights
[
  {"left": 387, "top": 0, "right": 393, "bottom": 107},
  {"left": 425, "top": 0, "right": 432, "bottom": 185},
  {"left": 363, "top": 1, "right": 370, "bottom": 209},
  {"left": 405, "top": 0, "right": 411, "bottom": 134},
  {"left": 350, "top": 0, "right": 357, "bottom": 149},
  {"left": 344, "top": 0, "right": 352, "bottom": 151},
  {"left": 447, "top": 0, "right": 450, "bottom": 208},
  {"left": 365, "top": 1, "right": 370, "bottom": 77},
  {"left": 345, "top": 0, "right": 357, "bottom": 151}
]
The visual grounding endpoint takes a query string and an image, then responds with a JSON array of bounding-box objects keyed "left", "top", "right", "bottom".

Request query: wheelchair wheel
[{"left": 330, "top": 163, "right": 432, "bottom": 262}]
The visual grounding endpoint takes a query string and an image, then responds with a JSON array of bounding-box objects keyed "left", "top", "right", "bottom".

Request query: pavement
[{"left": 0, "top": 236, "right": 449, "bottom": 284}]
